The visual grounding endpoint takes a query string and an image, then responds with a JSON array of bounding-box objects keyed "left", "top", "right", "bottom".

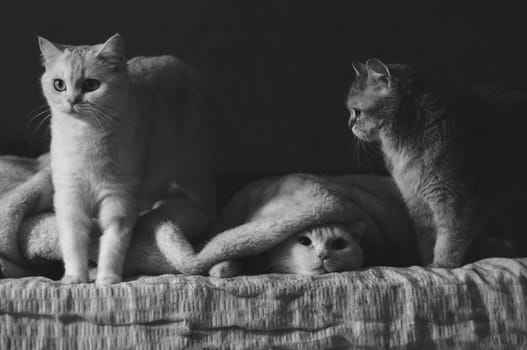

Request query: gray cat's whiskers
[
  {"left": 359, "top": 140, "right": 372, "bottom": 173},
  {"left": 362, "top": 140, "right": 380, "bottom": 174},
  {"left": 352, "top": 137, "right": 362, "bottom": 172},
  {"left": 354, "top": 137, "right": 371, "bottom": 173}
]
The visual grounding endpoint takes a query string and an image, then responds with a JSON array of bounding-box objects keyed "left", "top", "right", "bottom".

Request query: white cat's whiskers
[
  {"left": 27, "top": 104, "right": 51, "bottom": 125},
  {"left": 83, "top": 108, "right": 128, "bottom": 175},
  {"left": 85, "top": 108, "right": 105, "bottom": 132},
  {"left": 266, "top": 257, "right": 291, "bottom": 273},
  {"left": 26, "top": 106, "right": 51, "bottom": 152},
  {"left": 90, "top": 106, "right": 115, "bottom": 132},
  {"left": 77, "top": 105, "right": 112, "bottom": 134},
  {"left": 31, "top": 114, "right": 51, "bottom": 149},
  {"left": 83, "top": 104, "right": 115, "bottom": 132}
]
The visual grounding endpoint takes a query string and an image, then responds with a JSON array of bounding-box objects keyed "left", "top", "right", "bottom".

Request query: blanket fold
[{"left": 160, "top": 174, "right": 422, "bottom": 274}]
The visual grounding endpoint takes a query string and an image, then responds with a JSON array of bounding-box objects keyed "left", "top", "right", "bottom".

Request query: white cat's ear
[
  {"left": 38, "top": 36, "right": 63, "bottom": 63},
  {"left": 366, "top": 58, "right": 391, "bottom": 83},
  {"left": 96, "top": 33, "right": 125, "bottom": 60},
  {"left": 352, "top": 60, "right": 367, "bottom": 77}
]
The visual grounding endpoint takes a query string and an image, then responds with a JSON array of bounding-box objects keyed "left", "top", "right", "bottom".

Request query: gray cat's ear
[
  {"left": 38, "top": 36, "right": 63, "bottom": 63},
  {"left": 96, "top": 33, "right": 125, "bottom": 60},
  {"left": 352, "top": 61, "right": 367, "bottom": 77},
  {"left": 366, "top": 58, "right": 391, "bottom": 83}
]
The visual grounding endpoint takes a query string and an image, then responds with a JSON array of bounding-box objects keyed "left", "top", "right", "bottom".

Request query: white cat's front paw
[
  {"left": 88, "top": 267, "right": 98, "bottom": 282},
  {"left": 61, "top": 274, "right": 88, "bottom": 284},
  {"left": 95, "top": 273, "right": 122, "bottom": 285},
  {"left": 208, "top": 261, "right": 242, "bottom": 278}
]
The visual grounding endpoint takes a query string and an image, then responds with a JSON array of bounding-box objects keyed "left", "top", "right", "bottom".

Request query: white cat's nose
[
  {"left": 318, "top": 252, "right": 328, "bottom": 260},
  {"left": 67, "top": 95, "right": 82, "bottom": 106}
]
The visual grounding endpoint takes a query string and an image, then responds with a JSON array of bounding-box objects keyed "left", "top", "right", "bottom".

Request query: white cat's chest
[{"left": 50, "top": 117, "right": 129, "bottom": 196}]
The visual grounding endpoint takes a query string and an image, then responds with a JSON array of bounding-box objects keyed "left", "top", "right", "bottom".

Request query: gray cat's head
[
  {"left": 267, "top": 223, "right": 366, "bottom": 275},
  {"left": 39, "top": 34, "right": 127, "bottom": 123},
  {"left": 346, "top": 58, "right": 416, "bottom": 142}
]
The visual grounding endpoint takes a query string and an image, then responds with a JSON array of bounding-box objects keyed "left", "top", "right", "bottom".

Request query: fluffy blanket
[
  {"left": 0, "top": 155, "right": 420, "bottom": 278},
  {"left": 1, "top": 155, "right": 526, "bottom": 349}
]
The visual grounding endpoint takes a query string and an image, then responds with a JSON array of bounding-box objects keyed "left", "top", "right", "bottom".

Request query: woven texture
[{"left": 0, "top": 257, "right": 526, "bottom": 349}]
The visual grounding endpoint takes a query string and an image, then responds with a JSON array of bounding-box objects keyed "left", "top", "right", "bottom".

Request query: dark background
[{"left": 1, "top": 1, "right": 526, "bottom": 187}]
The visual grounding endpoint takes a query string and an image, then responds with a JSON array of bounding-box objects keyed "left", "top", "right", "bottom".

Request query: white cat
[
  {"left": 209, "top": 223, "right": 366, "bottom": 277},
  {"left": 267, "top": 224, "right": 365, "bottom": 275},
  {"left": 39, "top": 34, "right": 215, "bottom": 284}
]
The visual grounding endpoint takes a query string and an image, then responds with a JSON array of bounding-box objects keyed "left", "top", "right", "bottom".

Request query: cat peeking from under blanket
[
  {"left": 38, "top": 34, "right": 215, "bottom": 284},
  {"left": 209, "top": 223, "right": 367, "bottom": 277}
]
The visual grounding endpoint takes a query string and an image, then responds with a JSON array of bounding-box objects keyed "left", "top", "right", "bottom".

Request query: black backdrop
[{"left": 1, "top": 1, "right": 526, "bottom": 179}]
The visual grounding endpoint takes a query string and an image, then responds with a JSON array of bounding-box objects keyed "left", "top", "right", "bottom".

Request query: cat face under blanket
[
  {"left": 208, "top": 223, "right": 367, "bottom": 278},
  {"left": 267, "top": 223, "right": 366, "bottom": 275},
  {"left": 346, "top": 58, "right": 527, "bottom": 267}
]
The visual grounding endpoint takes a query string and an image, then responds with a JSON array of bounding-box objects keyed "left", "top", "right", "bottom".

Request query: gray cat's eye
[
  {"left": 351, "top": 108, "right": 361, "bottom": 117},
  {"left": 82, "top": 79, "right": 101, "bottom": 92},
  {"left": 297, "top": 236, "right": 311, "bottom": 246},
  {"left": 53, "top": 79, "right": 66, "bottom": 92},
  {"left": 332, "top": 238, "right": 347, "bottom": 250}
]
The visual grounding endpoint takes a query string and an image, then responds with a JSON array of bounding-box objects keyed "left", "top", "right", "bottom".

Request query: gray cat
[{"left": 346, "top": 59, "right": 527, "bottom": 267}]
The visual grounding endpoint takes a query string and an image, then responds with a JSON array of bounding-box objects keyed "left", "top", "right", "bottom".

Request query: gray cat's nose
[
  {"left": 347, "top": 116, "right": 356, "bottom": 129},
  {"left": 318, "top": 252, "right": 328, "bottom": 260}
]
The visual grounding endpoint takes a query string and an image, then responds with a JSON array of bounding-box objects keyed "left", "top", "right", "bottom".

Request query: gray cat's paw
[
  {"left": 208, "top": 261, "right": 242, "bottom": 278},
  {"left": 95, "top": 273, "right": 122, "bottom": 285},
  {"left": 61, "top": 274, "right": 88, "bottom": 284},
  {"left": 427, "top": 261, "right": 462, "bottom": 269},
  {"left": 430, "top": 248, "right": 465, "bottom": 268}
]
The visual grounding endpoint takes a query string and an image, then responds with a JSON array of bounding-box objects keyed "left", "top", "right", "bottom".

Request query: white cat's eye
[
  {"left": 82, "top": 79, "right": 101, "bottom": 92},
  {"left": 53, "top": 79, "right": 66, "bottom": 92},
  {"left": 332, "top": 238, "right": 347, "bottom": 250},
  {"left": 297, "top": 236, "right": 311, "bottom": 246}
]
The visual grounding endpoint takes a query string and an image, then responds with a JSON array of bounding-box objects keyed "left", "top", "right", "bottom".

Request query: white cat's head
[
  {"left": 268, "top": 223, "right": 366, "bottom": 275},
  {"left": 38, "top": 34, "right": 128, "bottom": 125}
]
